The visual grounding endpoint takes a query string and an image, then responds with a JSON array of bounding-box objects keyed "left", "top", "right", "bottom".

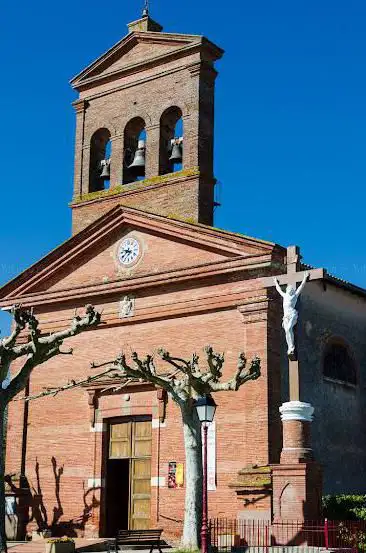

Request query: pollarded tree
[
  {"left": 12, "top": 335, "right": 260, "bottom": 549},
  {"left": 0, "top": 304, "right": 101, "bottom": 553},
  {"left": 92, "top": 347, "right": 261, "bottom": 550}
]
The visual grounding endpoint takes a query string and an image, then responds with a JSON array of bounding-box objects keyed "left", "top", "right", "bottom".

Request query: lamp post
[{"left": 195, "top": 395, "right": 217, "bottom": 553}]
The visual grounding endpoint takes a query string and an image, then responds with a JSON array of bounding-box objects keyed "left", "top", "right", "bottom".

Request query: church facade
[{"left": 1, "top": 11, "right": 366, "bottom": 540}]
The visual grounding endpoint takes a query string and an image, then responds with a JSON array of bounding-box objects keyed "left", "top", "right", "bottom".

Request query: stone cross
[{"left": 261, "top": 246, "right": 325, "bottom": 401}]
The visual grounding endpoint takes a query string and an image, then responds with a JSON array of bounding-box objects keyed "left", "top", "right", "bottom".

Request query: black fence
[{"left": 209, "top": 519, "right": 366, "bottom": 552}]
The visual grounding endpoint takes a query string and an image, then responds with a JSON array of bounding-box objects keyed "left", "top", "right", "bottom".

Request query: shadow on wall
[{"left": 6, "top": 456, "right": 100, "bottom": 537}]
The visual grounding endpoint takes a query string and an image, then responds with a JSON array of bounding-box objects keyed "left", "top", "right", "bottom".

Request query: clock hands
[
  {"left": 122, "top": 247, "right": 134, "bottom": 263},
  {"left": 119, "top": 238, "right": 140, "bottom": 265}
]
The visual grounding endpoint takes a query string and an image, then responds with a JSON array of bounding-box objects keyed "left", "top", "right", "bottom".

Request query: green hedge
[{"left": 323, "top": 495, "right": 366, "bottom": 520}]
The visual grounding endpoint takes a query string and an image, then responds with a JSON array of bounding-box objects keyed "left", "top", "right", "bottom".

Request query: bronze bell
[
  {"left": 169, "top": 138, "right": 183, "bottom": 163},
  {"left": 100, "top": 159, "right": 111, "bottom": 179},
  {"left": 128, "top": 140, "right": 146, "bottom": 176}
]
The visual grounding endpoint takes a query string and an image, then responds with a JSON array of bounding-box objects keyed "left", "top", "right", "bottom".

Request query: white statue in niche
[
  {"left": 119, "top": 295, "right": 135, "bottom": 318},
  {"left": 274, "top": 272, "right": 309, "bottom": 357}
]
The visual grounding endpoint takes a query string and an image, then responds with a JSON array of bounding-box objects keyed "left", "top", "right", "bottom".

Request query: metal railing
[{"left": 209, "top": 518, "right": 366, "bottom": 552}]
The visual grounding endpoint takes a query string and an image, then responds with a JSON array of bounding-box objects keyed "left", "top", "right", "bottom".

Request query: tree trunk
[
  {"left": 0, "top": 400, "right": 7, "bottom": 553},
  {"left": 180, "top": 402, "right": 202, "bottom": 550}
]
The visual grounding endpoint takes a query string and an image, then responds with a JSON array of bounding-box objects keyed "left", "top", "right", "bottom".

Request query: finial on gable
[
  {"left": 127, "top": 1, "right": 163, "bottom": 33},
  {"left": 142, "top": 0, "right": 149, "bottom": 17}
]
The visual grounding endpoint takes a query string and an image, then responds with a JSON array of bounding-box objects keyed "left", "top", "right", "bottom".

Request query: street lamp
[{"left": 195, "top": 395, "right": 217, "bottom": 553}]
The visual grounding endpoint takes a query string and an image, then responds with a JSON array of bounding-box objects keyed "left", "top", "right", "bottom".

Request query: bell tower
[{"left": 70, "top": 10, "right": 223, "bottom": 234}]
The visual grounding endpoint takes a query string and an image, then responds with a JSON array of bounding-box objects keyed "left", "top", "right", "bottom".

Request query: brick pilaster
[
  {"left": 109, "top": 134, "right": 123, "bottom": 189},
  {"left": 72, "top": 99, "right": 88, "bottom": 199},
  {"left": 145, "top": 124, "right": 160, "bottom": 179}
]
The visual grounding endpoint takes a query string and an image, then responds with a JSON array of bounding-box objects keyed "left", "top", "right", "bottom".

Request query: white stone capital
[{"left": 279, "top": 401, "right": 314, "bottom": 422}]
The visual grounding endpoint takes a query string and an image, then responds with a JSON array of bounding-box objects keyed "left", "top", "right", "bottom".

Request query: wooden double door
[{"left": 106, "top": 417, "right": 152, "bottom": 534}]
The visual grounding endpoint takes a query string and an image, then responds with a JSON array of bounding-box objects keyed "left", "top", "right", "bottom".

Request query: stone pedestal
[
  {"left": 280, "top": 401, "right": 314, "bottom": 463},
  {"left": 272, "top": 462, "right": 322, "bottom": 521},
  {"left": 271, "top": 401, "right": 322, "bottom": 523}
]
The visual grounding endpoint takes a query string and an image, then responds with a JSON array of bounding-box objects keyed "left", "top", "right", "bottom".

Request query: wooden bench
[{"left": 109, "top": 529, "right": 164, "bottom": 553}]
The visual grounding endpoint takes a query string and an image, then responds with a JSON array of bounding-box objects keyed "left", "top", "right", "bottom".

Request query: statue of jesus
[{"left": 274, "top": 272, "right": 309, "bottom": 357}]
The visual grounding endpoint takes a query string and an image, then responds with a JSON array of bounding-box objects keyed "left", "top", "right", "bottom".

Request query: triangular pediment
[
  {"left": 0, "top": 206, "right": 279, "bottom": 304},
  {"left": 70, "top": 32, "right": 219, "bottom": 90},
  {"left": 97, "top": 40, "right": 185, "bottom": 77}
]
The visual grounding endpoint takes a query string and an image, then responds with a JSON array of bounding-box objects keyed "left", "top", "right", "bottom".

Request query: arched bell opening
[
  {"left": 89, "top": 128, "right": 112, "bottom": 192},
  {"left": 123, "top": 117, "right": 146, "bottom": 184},
  {"left": 159, "top": 107, "right": 183, "bottom": 175}
]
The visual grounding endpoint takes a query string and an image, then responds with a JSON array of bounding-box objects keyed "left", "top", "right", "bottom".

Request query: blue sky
[{"left": 0, "top": 0, "right": 365, "bottom": 336}]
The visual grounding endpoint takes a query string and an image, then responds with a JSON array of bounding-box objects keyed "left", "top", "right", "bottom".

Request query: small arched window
[
  {"left": 123, "top": 117, "right": 146, "bottom": 184},
  {"left": 89, "top": 128, "right": 111, "bottom": 192},
  {"left": 159, "top": 107, "right": 183, "bottom": 175},
  {"left": 323, "top": 340, "right": 357, "bottom": 385}
]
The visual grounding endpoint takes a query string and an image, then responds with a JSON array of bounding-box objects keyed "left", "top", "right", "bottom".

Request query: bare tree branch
[
  {"left": 1, "top": 302, "right": 260, "bottom": 553},
  {"left": 210, "top": 354, "right": 260, "bottom": 391},
  {"left": 118, "top": 352, "right": 182, "bottom": 400},
  {"left": 89, "top": 345, "right": 260, "bottom": 551},
  {"left": 157, "top": 348, "right": 193, "bottom": 375},
  {"left": 156, "top": 349, "right": 209, "bottom": 396},
  {"left": 98, "top": 347, "right": 261, "bottom": 402},
  {"left": 0, "top": 305, "right": 34, "bottom": 383},
  {"left": 1, "top": 305, "right": 32, "bottom": 348},
  {"left": 5, "top": 305, "right": 101, "bottom": 401},
  {"left": 15, "top": 367, "right": 119, "bottom": 402},
  {"left": 0, "top": 303, "right": 102, "bottom": 553},
  {"left": 200, "top": 345, "right": 225, "bottom": 383}
]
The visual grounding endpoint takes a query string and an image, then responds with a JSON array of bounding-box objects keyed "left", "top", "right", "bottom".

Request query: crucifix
[{"left": 261, "top": 246, "right": 325, "bottom": 401}]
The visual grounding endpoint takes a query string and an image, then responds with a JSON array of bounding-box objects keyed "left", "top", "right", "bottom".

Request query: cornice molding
[
  {"left": 78, "top": 64, "right": 186, "bottom": 103},
  {"left": 72, "top": 99, "right": 89, "bottom": 114},
  {"left": 84, "top": 381, "right": 167, "bottom": 427},
  {"left": 70, "top": 32, "right": 223, "bottom": 91},
  {"left": 237, "top": 295, "right": 271, "bottom": 324},
  {"left": 23, "top": 285, "right": 270, "bottom": 335},
  {"left": 0, "top": 205, "right": 280, "bottom": 304},
  {"left": 74, "top": 43, "right": 202, "bottom": 91},
  {"left": 70, "top": 171, "right": 203, "bottom": 208},
  {"left": 0, "top": 256, "right": 273, "bottom": 309},
  {"left": 188, "top": 60, "right": 218, "bottom": 81}
]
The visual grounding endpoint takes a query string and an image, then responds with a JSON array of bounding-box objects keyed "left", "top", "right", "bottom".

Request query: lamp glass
[{"left": 195, "top": 396, "right": 217, "bottom": 423}]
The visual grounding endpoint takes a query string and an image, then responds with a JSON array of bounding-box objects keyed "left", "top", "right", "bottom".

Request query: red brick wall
[
  {"left": 71, "top": 33, "right": 220, "bottom": 232},
  {"left": 45, "top": 225, "right": 229, "bottom": 292},
  {"left": 71, "top": 175, "right": 215, "bottom": 236},
  {"left": 6, "top": 288, "right": 277, "bottom": 538}
]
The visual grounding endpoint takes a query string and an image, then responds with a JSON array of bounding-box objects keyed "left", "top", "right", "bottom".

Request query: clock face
[{"left": 118, "top": 237, "right": 140, "bottom": 266}]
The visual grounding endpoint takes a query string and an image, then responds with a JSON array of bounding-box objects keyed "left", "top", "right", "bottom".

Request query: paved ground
[
  {"left": 7, "top": 541, "right": 174, "bottom": 553},
  {"left": 7, "top": 539, "right": 109, "bottom": 553}
]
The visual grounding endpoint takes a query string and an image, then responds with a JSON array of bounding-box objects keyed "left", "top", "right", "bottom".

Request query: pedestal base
[
  {"left": 271, "top": 462, "right": 323, "bottom": 522},
  {"left": 273, "top": 400, "right": 323, "bottom": 524}
]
